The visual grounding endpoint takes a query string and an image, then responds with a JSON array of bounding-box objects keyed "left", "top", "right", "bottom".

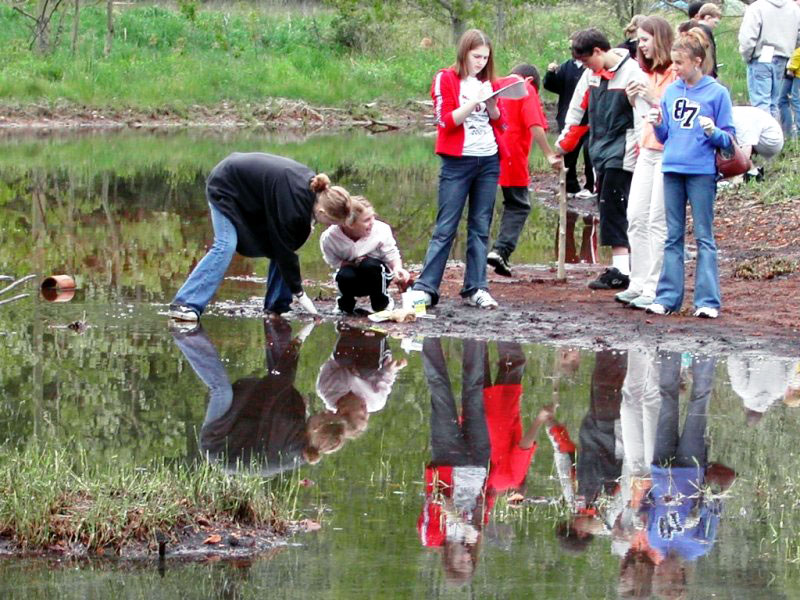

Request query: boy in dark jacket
[{"left": 555, "top": 28, "right": 647, "bottom": 291}]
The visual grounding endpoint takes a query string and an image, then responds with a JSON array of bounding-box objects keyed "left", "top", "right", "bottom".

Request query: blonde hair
[
  {"left": 310, "top": 173, "right": 354, "bottom": 225},
  {"left": 454, "top": 29, "right": 495, "bottom": 81},
  {"left": 349, "top": 195, "right": 374, "bottom": 218},
  {"left": 673, "top": 28, "right": 713, "bottom": 75},
  {"left": 637, "top": 16, "right": 674, "bottom": 72},
  {"left": 697, "top": 3, "right": 722, "bottom": 19}
]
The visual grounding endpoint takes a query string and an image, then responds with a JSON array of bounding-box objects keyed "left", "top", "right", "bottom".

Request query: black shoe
[
  {"left": 168, "top": 303, "right": 199, "bottom": 321},
  {"left": 487, "top": 250, "right": 513, "bottom": 277},
  {"left": 744, "top": 166, "right": 765, "bottom": 183},
  {"left": 588, "top": 267, "right": 629, "bottom": 290}
]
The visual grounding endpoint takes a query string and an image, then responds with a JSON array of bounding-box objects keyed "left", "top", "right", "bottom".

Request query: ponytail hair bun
[{"left": 310, "top": 173, "right": 331, "bottom": 194}]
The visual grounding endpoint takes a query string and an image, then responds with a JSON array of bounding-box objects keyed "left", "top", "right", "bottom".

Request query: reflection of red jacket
[
  {"left": 484, "top": 384, "right": 537, "bottom": 495},
  {"left": 432, "top": 67, "right": 509, "bottom": 159},
  {"left": 497, "top": 80, "right": 548, "bottom": 187}
]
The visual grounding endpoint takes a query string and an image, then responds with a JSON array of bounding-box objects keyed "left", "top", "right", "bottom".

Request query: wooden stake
[{"left": 556, "top": 167, "right": 567, "bottom": 281}]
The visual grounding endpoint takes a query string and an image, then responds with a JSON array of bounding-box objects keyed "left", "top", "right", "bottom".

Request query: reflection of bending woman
[{"left": 171, "top": 317, "right": 346, "bottom": 475}]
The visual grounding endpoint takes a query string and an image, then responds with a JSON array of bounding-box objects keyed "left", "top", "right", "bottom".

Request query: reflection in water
[
  {"left": 554, "top": 210, "right": 599, "bottom": 264},
  {"left": 727, "top": 355, "right": 800, "bottom": 425},
  {"left": 171, "top": 317, "right": 404, "bottom": 476},
  {"left": 618, "top": 353, "right": 735, "bottom": 598},
  {"left": 556, "top": 350, "right": 626, "bottom": 552},
  {"left": 418, "top": 338, "right": 553, "bottom": 584},
  {"left": 316, "top": 323, "right": 406, "bottom": 438}
]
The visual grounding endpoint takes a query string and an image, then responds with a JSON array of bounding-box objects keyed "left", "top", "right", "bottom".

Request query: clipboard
[{"left": 479, "top": 79, "right": 528, "bottom": 103}]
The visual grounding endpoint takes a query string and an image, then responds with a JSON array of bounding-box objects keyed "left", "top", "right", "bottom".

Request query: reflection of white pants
[
  {"left": 620, "top": 349, "right": 662, "bottom": 493},
  {"left": 626, "top": 148, "right": 666, "bottom": 298}
]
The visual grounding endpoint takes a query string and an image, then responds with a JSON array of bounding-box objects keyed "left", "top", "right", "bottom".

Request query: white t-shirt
[
  {"left": 732, "top": 106, "right": 784, "bottom": 157},
  {"left": 460, "top": 76, "right": 497, "bottom": 157}
]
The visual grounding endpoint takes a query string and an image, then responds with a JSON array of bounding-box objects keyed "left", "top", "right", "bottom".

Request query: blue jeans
[
  {"left": 747, "top": 57, "right": 789, "bottom": 118},
  {"left": 171, "top": 325, "right": 233, "bottom": 426},
  {"left": 779, "top": 75, "right": 800, "bottom": 137},
  {"left": 172, "top": 203, "right": 293, "bottom": 315},
  {"left": 655, "top": 173, "right": 720, "bottom": 311},
  {"left": 413, "top": 154, "right": 500, "bottom": 304}
]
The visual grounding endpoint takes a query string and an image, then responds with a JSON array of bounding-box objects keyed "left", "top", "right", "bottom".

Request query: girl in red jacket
[{"left": 410, "top": 29, "right": 506, "bottom": 310}]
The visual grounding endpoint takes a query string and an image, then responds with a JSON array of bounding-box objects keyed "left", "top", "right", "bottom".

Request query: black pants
[
  {"left": 335, "top": 257, "right": 392, "bottom": 312},
  {"left": 564, "top": 136, "right": 595, "bottom": 194}
]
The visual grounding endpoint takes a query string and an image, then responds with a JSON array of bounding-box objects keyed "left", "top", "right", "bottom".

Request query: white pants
[
  {"left": 626, "top": 148, "right": 666, "bottom": 298},
  {"left": 620, "top": 349, "right": 662, "bottom": 486}
]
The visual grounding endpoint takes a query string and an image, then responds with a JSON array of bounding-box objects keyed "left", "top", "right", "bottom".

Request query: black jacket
[
  {"left": 206, "top": 152, "right": 316, "bottom": 294},
  {"left": 543, "top": 59, "right": 587, "bottom": 132}
]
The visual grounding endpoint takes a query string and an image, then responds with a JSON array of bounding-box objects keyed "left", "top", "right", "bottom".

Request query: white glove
[
  {"left": 294, "top": 291, "right": 318, "bottom": 315},
  {"left": 698, "top": 116, "right": 715, "bottom": 136},
  {"left": 646, "top": 107, "right": 661, "bottom": 124}
]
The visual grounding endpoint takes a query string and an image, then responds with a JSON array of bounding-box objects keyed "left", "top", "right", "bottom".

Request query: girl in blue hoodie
[{"left": 645, "top": 30, "right": 734, "bottom": 319}]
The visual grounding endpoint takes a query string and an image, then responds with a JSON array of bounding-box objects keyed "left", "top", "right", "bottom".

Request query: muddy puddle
[{"left": 1, "top": 130, "right": 800, "bottom": 598}]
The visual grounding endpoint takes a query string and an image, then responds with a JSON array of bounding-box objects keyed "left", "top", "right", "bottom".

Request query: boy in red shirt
[{"left": 487, "top": 64, "right": 562, "bottom": 277}]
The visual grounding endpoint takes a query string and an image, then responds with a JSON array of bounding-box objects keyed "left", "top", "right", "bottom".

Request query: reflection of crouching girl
[
  {"left": 315, "top": 323, "right": 406, "bottom": 438},
  {"left": 320, "top": 197, "right": 410, "bottom": 315},
  {"left": 172, "top": 316, "right": 346, "bottom": 475}
]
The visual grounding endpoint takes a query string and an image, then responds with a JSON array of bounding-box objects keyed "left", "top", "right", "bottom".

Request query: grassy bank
[
  {"left": 0, "top": 443, "right": 294, "bottom": 553},
  {"left": 0, "top": 1, "right": 752, "bottom": 111}
]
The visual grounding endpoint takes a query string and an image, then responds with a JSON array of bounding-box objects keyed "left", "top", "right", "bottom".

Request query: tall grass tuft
[{"left": 0, "top": 442, "right": 294, "bottom": 552}]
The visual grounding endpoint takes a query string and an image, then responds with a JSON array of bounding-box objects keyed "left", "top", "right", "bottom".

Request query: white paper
[
  {"left": 479, "top": 79, "right": 528, "bottom": 103},
  {"left": 758, "top": 45, "right": 775, "bottom": 64}
]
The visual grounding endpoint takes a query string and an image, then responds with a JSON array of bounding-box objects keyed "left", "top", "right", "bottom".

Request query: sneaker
[
  {"left": 575, "top": 188, "right": 596, "bottom": 200},
  {"left": 487, "top": 250, "right": 513, "bottom": 277},
  {"left": 628, "top": 295, "right": 654, "bottom": 310},
  {"left": 168, "top": 319, "right": 199, "bottom": 335},
  {"left": 168, "top": 304, "right": 199, "bottom": 321},
  {"left": 645, "top": 303, "right": 673, "bottom": 316},
  {"left": 694, "top": 307, "right": 719, "bottom": 319},
  {"left": 407, "top": 289, "right": 433, "bottom": 307},
  {"left": 373, "top": 296, "right": 395, "bottom": 313},
  {"left": 614, "top": 289, "right": 641, "bottom": 304},
  {"left": 588, "top": 268, "right": 629, "bottom": 290},
  {"left": 465, "top": 289, "right": 499, "bottom": 309}
]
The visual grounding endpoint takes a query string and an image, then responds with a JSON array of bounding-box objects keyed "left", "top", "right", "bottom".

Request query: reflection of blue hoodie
[
  {"left": 654, "top": 76, "right": 734, "bottom": 175},
  {"left": 644, "top": 465, "right": 721, "bottom": 561}
]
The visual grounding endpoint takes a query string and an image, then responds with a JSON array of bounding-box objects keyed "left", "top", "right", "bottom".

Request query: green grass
[
  {"left": 0, "top": 442, "right": 295, "bottom": 552},
  {"left": 0, "top": 1, "right": 645, "bottom": 110}
]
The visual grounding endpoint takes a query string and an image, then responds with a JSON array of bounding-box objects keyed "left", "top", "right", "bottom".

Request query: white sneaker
[
  {"left": 575, "top": 189, "right": 596, "bottom": 200},
  {"left": 465, "top": 289, "right": 498, "bottom": 309},
  {"left": 694, "top": 307, "right": 719, "bottom": 319},
  {"left": 379, "top": 297, "right": 395, "bottom": 312},
  {"left": 407, "top": 290, "right": 432, "bottom": 307},
  {"left": 645, "top": 303, "right": 673, "bottom": 316}
]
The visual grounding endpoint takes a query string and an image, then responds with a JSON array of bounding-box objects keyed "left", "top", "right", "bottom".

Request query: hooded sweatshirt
[
  {"left": 738, "top": 0, "right": 800, "bottom": 62},
  {"left": 654, "top": 76, "right": 734, "bottom": 175}
]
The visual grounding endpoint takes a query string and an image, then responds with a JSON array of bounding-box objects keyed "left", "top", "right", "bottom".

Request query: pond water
[{"left": 1, "top": 130, "right": 799, "bottom": 598}]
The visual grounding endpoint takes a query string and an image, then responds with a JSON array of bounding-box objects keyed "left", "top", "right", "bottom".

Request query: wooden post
[{"left": 556, "top": 167, "right": 568, "bottom": 281}]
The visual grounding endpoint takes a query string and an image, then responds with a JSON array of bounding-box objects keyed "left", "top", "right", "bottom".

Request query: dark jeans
[
  {"left": 423, "top": 337, "right": 491, "bottom": 467},
  {"left": 335, "top": 257, "right": 392, "bottom": 312},
  {"left": 413, "top": 154, "right": 500, "bottom": 305},
  {"left": 564, "top": 136, "right": 595, "bottom": 194},
  {"left": 652, "top": 352, "right": 715, "bottom": 468},
  {"left": 492, "top": 186, "right": 531, "bottom": 259},
  {"left": 265, "top": 259, "right": 293, "bottom": 314}
]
